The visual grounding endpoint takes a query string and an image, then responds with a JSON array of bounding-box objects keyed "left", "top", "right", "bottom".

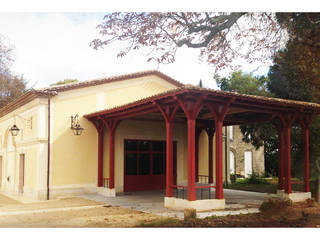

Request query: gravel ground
[{"left": 0, "top": 194, "right": 165, "bottom": 227}]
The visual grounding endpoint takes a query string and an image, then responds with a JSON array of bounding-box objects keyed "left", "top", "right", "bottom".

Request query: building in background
[{"left": 229, "top": 125, "right": 265, "bottom": 178}]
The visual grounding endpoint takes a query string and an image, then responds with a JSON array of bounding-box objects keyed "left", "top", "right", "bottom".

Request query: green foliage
[
  {"left": 0, "top": 36, "right": 27, "bottom": 108},
  {"left": 50, "top": 78, "right": 78, "bottom": 86},
  {"left": 236, "top": 173, "right": 268, "bottom": 185},
  {"left": 215, "top": 71, "right": 272, "bottom": 97},
  {"left": 215, "top": 70, "right": 278, "bottom": 176}
]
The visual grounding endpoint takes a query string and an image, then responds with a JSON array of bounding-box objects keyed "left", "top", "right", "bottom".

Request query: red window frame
[{"left": 123, "top": 139, "right": 177, "bottom": 192}]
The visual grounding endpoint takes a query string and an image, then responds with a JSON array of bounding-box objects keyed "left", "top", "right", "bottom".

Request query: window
[
  {"left": 230, "top": 151, "right": 235, "bottom": 174},
  {"left": 229, "top": 126, "right": 233, "bottom": 141},
  {"left": 125, "top": 140, "right": 166, "bottom": 176}
]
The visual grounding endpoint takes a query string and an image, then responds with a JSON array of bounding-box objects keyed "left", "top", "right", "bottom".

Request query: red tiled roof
[
  {"left": 0, "top": 90, "right": 57, "bottom": 118},
  {"left": 85, "top": 85, "right": 320, "bottom": 119},
  {"left": 42, "top": 70, "right": 183, "bottom": 92},
  {"left": 0, "top": 70, "right": 183, "bottom": 118}
]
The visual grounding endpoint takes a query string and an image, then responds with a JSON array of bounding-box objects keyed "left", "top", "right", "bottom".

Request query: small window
[
  {"left": 140, "top": 141, "right": 150, "bottom": 151},
  {"left": 125, "top": 140, "right": 138, "bottom": 151},
  {"left": 152, "top": 153, "right": 165, "bottom": 174},
  {"left": 139, "top": 153, "right": 150, "bottom": 175},
  {"left": 229, "top": 126, "right": 233, "bottom": 141},
  {"left": 152, "top": 141, "right": 164, "bottom": 152},
  {"left": 125, "top": 153, "right": 138, "bottom": 175}
]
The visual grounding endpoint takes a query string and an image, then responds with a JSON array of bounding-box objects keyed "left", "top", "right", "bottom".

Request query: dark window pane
[
  {"left": 152, "top": 141, "right": 164, "bottom": 152},
  {"left": 139, "top": 153, "right": 150, "bottom": 175},
  {"left": 140, "top": 141, "right": 150, "bottom": 151},
  {"left": 125, "top": 153, "right": 138, "bottom": 175},
  {"left": 125, "top": 140, "right": 138, "bottom": 151},
  {"left": 152, "top": 153, "right": 164, "bottom": 174}
]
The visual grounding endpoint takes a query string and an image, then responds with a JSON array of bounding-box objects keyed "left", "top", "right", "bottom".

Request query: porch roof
[{"left": 84, "top": 85, "right": 320, "bottom": 125}]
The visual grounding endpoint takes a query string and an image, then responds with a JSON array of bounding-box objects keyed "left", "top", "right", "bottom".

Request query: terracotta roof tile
[
  {"left": 85, "top": 85, "right": 320, "bottom": 118},
  {"left": 40, "top": 70, "right": 183, "bottom": 92}
]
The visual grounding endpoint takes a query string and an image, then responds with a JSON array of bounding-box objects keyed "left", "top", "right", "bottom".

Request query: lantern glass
[
  {"left": 73, "top": 124, "right": 84, "bottom": 136},
  {"left": 10, "top": 124, "right": 20, "bottom": 137}
]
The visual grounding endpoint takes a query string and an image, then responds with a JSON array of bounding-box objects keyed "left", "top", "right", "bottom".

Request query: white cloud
[{"left": 0, "top": 13, "right": 270, "bottom": 90}]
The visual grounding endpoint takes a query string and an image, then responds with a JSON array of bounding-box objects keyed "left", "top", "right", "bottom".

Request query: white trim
[
  {"left": 164, "top": 197, "right": 225, "bottom": 211},
  {"left": 277, "top": 191, "right": 312, "bottom": 203}
]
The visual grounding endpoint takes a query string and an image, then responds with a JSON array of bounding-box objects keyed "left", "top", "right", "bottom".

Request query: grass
[
  {"left": 226, "top": 182, "right": 277, "bottom": 193},
  {"left": 139, "top": 218, "right": 180, "bottom": 227},
  {"left": 226, "top": 174, "right": 278, "bottom": 193},
  {"left": 226, "top": 176, "right": 318, "bottom": 197}
]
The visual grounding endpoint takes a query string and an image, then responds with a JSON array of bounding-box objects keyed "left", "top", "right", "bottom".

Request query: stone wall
[{"left": 228, "top": 125, "right": 265, "bottom": 177}]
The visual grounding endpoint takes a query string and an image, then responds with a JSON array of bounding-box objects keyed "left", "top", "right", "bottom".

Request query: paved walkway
[{"left": 80, "top": 189, "right": 273, "bottom": 219}]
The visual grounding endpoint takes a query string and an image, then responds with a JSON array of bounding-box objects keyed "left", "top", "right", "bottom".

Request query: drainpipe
[{"left": 47, "top": 98, "right": 51, "bottom": 200}]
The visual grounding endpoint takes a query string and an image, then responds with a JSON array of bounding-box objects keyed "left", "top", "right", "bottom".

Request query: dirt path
[
  {"left": 0, "top": 194, "right": 165, "bottom": 227},
  {"left": 0, "top": 205, "right": 165, "bottom": 227},
  {"left": 0, "top": 194, "right": 21, "bottom": 206}
]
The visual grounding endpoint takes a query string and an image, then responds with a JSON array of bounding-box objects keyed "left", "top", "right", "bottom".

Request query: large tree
[
  {"left": 215, "top": 71, "right": 279, "bottom": 176},
  {"left": 92, "top": 12, "right": 286, "bottom": 71},
  {"left": 0, "top": 35, "right": 26, "bottom": 108}
]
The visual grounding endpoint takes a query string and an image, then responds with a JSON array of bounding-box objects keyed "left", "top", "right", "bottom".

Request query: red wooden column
[
  {"left": 207, "top": 98, "right": 233, "bottom": 199},
  {"left": 205, "top": 127, "right": 215, "bottom": 184},
  {"left": 176, "top": 95, "right": 205, "bottom": 201},
  {"left": 278, "top": 129, "right": 285, "bottom": 190},
  {"left": 97, "top": 127, "right": 104, "bottom": 187},
  {"left": 195, "top": 127, "right": 201, "bottom": 183},
  {"left": 279, "top": 114, "right": 296, "bottom": 194},
  {"left": 274, "top": 121, "right": 285, "bottom": 190},
  {"left": 298, "top": 114, "right": 315, "bottom": 192},
  {"left": 91, "top": 120, "right": 105, "bottom": 187},
  {"left": 156, "top": 102, "right": 179, "bottom": 198},
  {"left": 102, "top": 119, "right": 120, "bottom": 189}
]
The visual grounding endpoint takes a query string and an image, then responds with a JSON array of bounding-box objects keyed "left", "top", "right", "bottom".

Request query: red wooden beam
[
  {"left": 206, "top": 97, "right": 234, "bottom": 199},
  {"left": 278, "top": 113, "right": 296, "bottom": 194},
  {"left": 101, "top": 118, "right": 120, "bottom": 189},
  {"left": 89, "top": 119, "right": 105, "bottom": 187},
  {"left": 155, "top": 102, "right": 179, "bottom": 198},
  {"left": 195, "top": 127, "right": 202, "bottom": 183},
  {"left": 298, "top": 113, "right": 315, "bottom": 192},
  {"left": 176, "top": 95, "right": 206, "bottom": 201},
  {"left": 273, "top": 120, "right": 285, "bottom": 190},
  {"left": 205, "top": 128, "right": 215, "bottom": 184}
]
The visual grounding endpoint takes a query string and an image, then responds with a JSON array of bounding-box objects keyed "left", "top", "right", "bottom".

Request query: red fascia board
[{"left": 84, "top": 88, "right": 320, "bottom": 121}]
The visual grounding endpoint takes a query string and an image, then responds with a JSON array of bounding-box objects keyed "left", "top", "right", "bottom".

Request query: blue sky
[{"left": 0, "top": 12, "right": 271, "bottom": 90}]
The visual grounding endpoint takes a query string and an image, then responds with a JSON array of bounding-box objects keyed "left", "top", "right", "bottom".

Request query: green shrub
[{"left": 236, "top": 173, "right": 268, "bottom": 185}]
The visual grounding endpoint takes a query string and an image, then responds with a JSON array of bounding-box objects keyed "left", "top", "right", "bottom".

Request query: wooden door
[{"left": 19, "top": 154, "right": 25, "bottom": 194}]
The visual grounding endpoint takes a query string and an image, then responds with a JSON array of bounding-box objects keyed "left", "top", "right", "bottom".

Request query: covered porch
[{"left": 84, "top": 85, "right": 320, "bottom": 211}]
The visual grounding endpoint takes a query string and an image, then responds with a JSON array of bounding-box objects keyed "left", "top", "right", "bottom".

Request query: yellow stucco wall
[
  {"left": 103, "top": 119, "right": 188, "bottom": 192},
  {"left": 50, "top": 75, "right": 179, "bottom": 192},
  {"left": 0, "top": 98, "right": 49, "bottom": 199}
]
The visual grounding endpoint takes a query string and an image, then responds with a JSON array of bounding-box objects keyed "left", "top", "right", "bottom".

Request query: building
[
  {"left": 229, "top": 125, "right": 264, "bottom": 178},
  {"left": 0, "top": 70, "right": 318, "bottom": 211}
]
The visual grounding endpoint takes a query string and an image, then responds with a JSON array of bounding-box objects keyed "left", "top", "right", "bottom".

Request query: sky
[{"left": 0, "top": 12, "right": 274, "bottom": 90}]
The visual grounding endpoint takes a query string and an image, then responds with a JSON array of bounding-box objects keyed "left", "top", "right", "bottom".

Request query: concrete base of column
[
  {"left": 277, "top": 191, "right": 311, "bottom": 203},
  {"left": 164, "top": 197, "right": 225, "bottom": 212},
  {"left": 97, "top": 187, "right": 116, "bottom": 197}
]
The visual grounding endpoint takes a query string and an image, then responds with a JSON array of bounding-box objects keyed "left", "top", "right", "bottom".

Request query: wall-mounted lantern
[
  {"left": 10, "top": 115, "right": 32, "bottom": 137},
  {"left": 71, "top": 114, "right": 84, "bottom": 136},
  {"left": 10, "top": 124, "right": 20, "bottom": 137}
]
